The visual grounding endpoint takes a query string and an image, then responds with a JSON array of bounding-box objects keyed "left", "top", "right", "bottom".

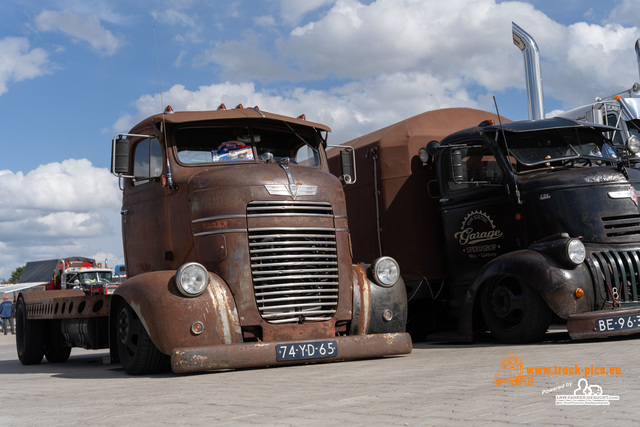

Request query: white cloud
[
  {"left": 277, "top": 0, "right": 336, "bottom": 25},
  {"left": 151, "top": 9, "right": 196, "bottom": 27},
  {"left": 0, "top": 159, "right": 120, "bottom": 211},
  {"left": 608, "top": 0, "right": 640, "bottom": 27},
  {"left": 255, "top": 15, "right": 277, "bottom": 28},
  {"left": 203, "top": 0, "right": 639, "bottom": 113},
  {"left": 113, "top": 71, "right": 479, "bottom": 148},
  {"left": 0, "top": 160, "right": 123, "bottom": 279},
  {"left": 0, "top": 37, "right": 50, "bottom": 96},
  {"left": 35, "top": 10, "right": 123, "bottom": 55}
]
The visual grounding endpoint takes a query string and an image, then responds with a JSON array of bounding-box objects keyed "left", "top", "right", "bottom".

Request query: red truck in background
[{"left": 19, "top": 257, "right": 119, "bottom": 295}]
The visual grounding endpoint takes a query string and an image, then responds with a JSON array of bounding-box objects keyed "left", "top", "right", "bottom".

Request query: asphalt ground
[{"left": 0, "top": 327, "right": 637, "bottom": 426}]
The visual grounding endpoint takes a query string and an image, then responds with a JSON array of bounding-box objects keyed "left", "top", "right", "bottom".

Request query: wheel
[
  {"left": 481, "top": 276, "right": 552, "bottom": 344},
  {"left": 115, "top": 300, "right": 169, "bottom": 375},
  {"left": 44, "top": 320, "right": 71, "bottom": 363},
  {"left": 16, "top": 296, "right": 44, "bottom": 365}
]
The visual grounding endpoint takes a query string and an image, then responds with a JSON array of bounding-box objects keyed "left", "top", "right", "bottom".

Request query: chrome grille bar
[
  {"left": 590, "top": 250, "right": 640, "bottom": 304},
  {"left": 247, "top": 201, "right": 339, "bottom": 323}
]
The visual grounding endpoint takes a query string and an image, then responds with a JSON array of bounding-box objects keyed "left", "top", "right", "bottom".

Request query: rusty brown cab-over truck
[
  {"left": 329, "top": 107, "right": 640, "bottom": 344},
  {"left": 15, "top": 105, "right": 411, "bottom": 374}
]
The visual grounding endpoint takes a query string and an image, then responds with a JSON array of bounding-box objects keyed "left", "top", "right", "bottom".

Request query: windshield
[
  {"left": 174, "top": 123, "right": 322, "bottom": 167},
  {"left": 503, "top": 128, "right": 617, "bottom": 167},
  {"left": 627, "top": 119, "right": 640, "bottom": 139},
  {"left": 77, "top": 271, "right": 113, "bottom": 284}
]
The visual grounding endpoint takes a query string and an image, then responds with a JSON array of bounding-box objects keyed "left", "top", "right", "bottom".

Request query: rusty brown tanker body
[{"left": 15, "top": 106, "right": 410, "bottom": 374}]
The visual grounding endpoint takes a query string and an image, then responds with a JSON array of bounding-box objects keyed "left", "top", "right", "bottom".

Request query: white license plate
[
  {"left": 596, "top": 314, "right": 640, "bottom": 332},
  {"left": 276, "top": 340, "right": 338, "bottom": 361}
]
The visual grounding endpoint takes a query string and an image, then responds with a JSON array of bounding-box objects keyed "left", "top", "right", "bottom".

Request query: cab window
[
  {"left": 446, "top": 146, "right": 503, "bottom": 191},
  {"left": 606, "top": 113, "right": 624, "bottom": 146}
]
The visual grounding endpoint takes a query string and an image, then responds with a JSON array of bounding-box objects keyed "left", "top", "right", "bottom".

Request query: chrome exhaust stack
[
  {"left": 635, "top": 38, "right": 640, "bottom": 81},
  {"left": 512, "top": 22, "right": 545, "bottom": 120}
]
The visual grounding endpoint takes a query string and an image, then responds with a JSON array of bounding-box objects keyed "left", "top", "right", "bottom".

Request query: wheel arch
[
  {"left": 110, "top": 270, "right": 243, "bottom": 357},
  {"left": 350, "top": 264, "right": 408, "bottom": 335},
  {"left": 458, "top": 249, "right": 593, "bottom": 339}
]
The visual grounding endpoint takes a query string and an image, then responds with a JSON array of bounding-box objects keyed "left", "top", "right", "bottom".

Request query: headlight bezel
[
  {"left": 371, "top": 256, "right": 400, "bottom": 287},
  {"left": 529, "top": 233, "right": 586, "bottom": 268},
  {"left": 175, "top": 262, "right": 210, "bottom": 297},
  {"left": 566, "top": 238, "right": 586, "bottom": 265}
]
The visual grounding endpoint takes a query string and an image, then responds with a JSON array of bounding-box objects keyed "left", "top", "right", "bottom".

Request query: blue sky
[{"left": 0, "top": 0, "right": 639, "bottom": 279}]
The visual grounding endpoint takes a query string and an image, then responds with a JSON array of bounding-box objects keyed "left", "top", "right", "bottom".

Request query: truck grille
[
  {"left": 589, "top": 250, "right": 640, "bottom": 305},
  {"left": 602, "top": 214, "right": 640, "bottom": 240},
  {"left": 247, "top": 201, "right": 339, "bottom": 324}
]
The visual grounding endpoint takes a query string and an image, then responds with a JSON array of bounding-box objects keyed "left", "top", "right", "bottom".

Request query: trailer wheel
[
  {"left": 16, "top": 296, "right": 44, "bottom": 365},
  {"left": 44, "top": 321, "right": 71, "bottom": 363},
  {"left": 115, "top": 300, "right": 169, "bottom": 375},
  {"left": 481, "top": 276, "right": 552, "bottom": 343}
]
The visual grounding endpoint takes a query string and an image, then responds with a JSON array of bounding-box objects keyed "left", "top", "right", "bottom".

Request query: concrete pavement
[{"left": 0, "top": 329, "right": 637, "bottom": 426}]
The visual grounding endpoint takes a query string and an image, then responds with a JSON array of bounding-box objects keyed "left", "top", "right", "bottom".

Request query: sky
[{"left": 1, "top": 0, "right": 639, "bottom": 280}]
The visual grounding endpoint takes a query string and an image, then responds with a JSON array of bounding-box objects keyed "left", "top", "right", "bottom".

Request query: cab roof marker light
[
  {"left": 217, "top": 103, "right": 227, "bottom": 110},
  {"left": 164, "top": 105, "right": 174, "bottom": 114}
]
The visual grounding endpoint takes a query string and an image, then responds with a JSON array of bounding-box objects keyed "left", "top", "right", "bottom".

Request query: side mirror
[
  {"left": 327, "top": 144, "right": 357, "bottom": 185},
  {"left": 112, "top": 136, "right": 130, "bottom": 176},
  {"left": 451, "top": 149, "right": 464, "bottom": 183},
  {"left": 340, "top": 149, "right": 354, "bottom": 184}
]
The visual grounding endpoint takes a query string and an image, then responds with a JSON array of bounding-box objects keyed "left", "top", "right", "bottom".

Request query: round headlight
[
  {"left": 418, "top": 147, "right": 430, "bottom": 163},
  {"left": 176, "top": 262, "right": 209, "bottom": 297},
  {"left": 566, "top": 239, "right": 586, "bottom": 265},
  {"left": 372, "top": 257, "right": 400, "bottom": 287}
]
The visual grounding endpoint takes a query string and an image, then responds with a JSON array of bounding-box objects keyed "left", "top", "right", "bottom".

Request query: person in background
[{"left": 0, "top": 296, "right": 15, "bottom": 335}]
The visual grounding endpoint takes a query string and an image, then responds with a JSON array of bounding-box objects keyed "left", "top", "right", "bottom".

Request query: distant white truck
[
  {"left": 557, "top": 83, "right": 640, "bottom": 152},
  {"left": 513, "top": 22, "right": 640, "bottom": 155}
]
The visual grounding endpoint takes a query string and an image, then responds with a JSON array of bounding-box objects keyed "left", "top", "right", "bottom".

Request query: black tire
[
  {"left": 481, "top": 276, "right": 553, "bottom": 344},
  {"left": 16, "top": 296, "right": 44, "bottom": 365},
  {"left": 115, "top": 300, "right": 170, "bottom": 375},
  {"left": 44, "top": 321, "right": 72, "bottom": 363}
]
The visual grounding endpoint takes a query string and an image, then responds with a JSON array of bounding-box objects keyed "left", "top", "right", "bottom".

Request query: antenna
[
  {"left": 153, "top": 25, "right": 174, "bottom": 188},
  {"left": 493, "top": 96, "right": 521, "bottom": 205},
  {"left": 153, "top": 25, "right": 165, "bottom": 113}
]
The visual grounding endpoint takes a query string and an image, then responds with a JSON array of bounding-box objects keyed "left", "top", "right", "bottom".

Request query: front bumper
[
  {"left": 170, "top": 332, "right": 412, "bottom": 373},
  {"left": 567, "top": 307, "right": 640, "bottom": 339}
]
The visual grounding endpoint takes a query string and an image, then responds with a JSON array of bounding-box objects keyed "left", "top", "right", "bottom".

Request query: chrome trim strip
[
  {"left": 192, "top": 214, "right": 246, "bottom": 224},
  {"left": 193, "top": 229, "right": 247, "bottom": 237},
  {"left": 248, "top": 227, "right": 337, "bottom": 232}
]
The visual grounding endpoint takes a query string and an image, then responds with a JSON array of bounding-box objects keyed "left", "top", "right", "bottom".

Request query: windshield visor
[
  {"left": 505, "top": 128, "right": 617, "bottom": 167},
  {"left": 174, "top": 124, "right": 322, "bottom": 167}
]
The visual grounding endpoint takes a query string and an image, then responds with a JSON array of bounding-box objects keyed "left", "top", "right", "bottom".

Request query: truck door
[
  {"left": 121, "top": 137, "right": 172, "bottom": 276},
  {"left": 437, "top": 141, "right": 521, "bottom": 284}
]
